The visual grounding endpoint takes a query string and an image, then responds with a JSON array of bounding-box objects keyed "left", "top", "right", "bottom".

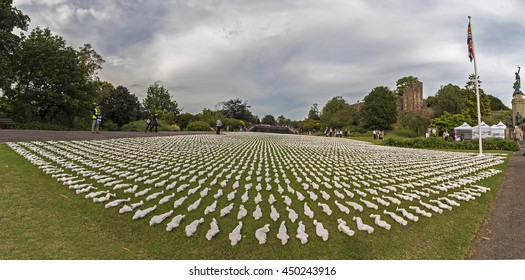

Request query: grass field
[{"left": 0, "top": 133, "right": 511, "bottom": 260}]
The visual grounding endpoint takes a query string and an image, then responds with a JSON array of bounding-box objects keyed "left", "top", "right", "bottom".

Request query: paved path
[
  {"left": 1, "top": 129, "right": 523, "bottom": 259},
  {"left": 468, "top": 150, "right": 525, "bottom": 259}
]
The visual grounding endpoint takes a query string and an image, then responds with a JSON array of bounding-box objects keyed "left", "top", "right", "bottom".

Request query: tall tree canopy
[
  {"left": 395, "top": 76, "right": 419, "bottom": 96},
  {"left": 320, "top": 96, "right": 354, "bottom": 129},
  {"left": 0, "top": 0, "right": 30, "bottom": 94},
  {"left": 5, "top": 27, "right": 96, "bottom": 126},
  {"left": 360, "top": 86, "right": 397, "bottom": 130},
  {"left": 307, "top": 103, "right": 320, "bottom": 120},
  {"left": 78, "top": 43, "right": 105, "bottom": 81},
  {"left": 429, "top": 84, "right": 465, "bottom": 117},
  {"left": 462, "top": 74, "right": 491, "bottom": 121},
  {"left": 100, "top": 86, "right": 141, "bottom": 126},
  {"left": 261, "top": 114, "right": 277, "bottom": 125},
  {"left": 143, "top": 82, "right": 181, "bottom": 116},
  {"left": 220, "top": 98, "right": 256, "bottom": 123}
]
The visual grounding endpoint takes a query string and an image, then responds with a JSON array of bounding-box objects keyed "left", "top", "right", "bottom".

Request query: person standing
[
  {"left": 91, "top": 104, "right": 101, "bottom": 134},
  {"left": 521, "top": 120, "right": 525, "bottom": 156},
  {"left": 216, "top": 119, "right": 223, "bottom": 134},
  {"left": 150, "top": 113, "right": 158, "bottom": 133},
  {"left": 514, "top": 125, "right": 523, "bottom": 146},
  {"left": 145, "top": 115, "right": 152, "bottom": 132}
]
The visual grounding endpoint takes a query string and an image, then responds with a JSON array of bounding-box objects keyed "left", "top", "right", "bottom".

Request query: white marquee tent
[
  {"left": 454, "top": 122, "right": 472, "bottom": 141},
  {"left": 472, "top": 121, "right": 492, "bottom": 139},
  {"left": 490, "top": 121, "right": 506, "bottom": 139}
]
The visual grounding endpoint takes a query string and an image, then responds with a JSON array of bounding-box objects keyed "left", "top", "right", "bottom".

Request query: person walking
[
  {"left": 216, "top": 119, "right": 223, "bottom": 134},
  {"left": 91, "top": 103, "right": 101, "bottom": 134}
]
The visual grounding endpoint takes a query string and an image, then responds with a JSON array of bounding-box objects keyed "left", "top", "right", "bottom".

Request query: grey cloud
[{"left": 15, "top": 0, "right": 525, "bottom": 119}]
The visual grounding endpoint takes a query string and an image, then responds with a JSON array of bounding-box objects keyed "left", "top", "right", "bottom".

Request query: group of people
[
  {"left": 323, "top": 127, "right": 350, "bottom": 137},
  {"left": 372, "top": 129, "right": 384, "bottom": 140},
  {"left": 145, "top": 114, "right": 158, "bottom": 133}
]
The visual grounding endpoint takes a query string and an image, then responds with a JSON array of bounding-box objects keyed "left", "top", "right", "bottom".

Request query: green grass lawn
[{"left": 0, "top": 136, "right": 510, "bottom": 260}]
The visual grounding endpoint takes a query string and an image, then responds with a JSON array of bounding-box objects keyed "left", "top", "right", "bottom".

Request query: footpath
[
  {"left": 468, "top": 149, "right": 525, "bottom": 259},
  {"left": 1, "top": 129, "right": 523, "bottom": 259}
]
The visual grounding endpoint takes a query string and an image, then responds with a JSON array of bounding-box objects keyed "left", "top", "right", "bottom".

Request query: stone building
[
  {"left": 351, "top": 81, "right": 433, "bottom": 118},
  {"left": 396, "top": 81, "right": 433, "bottom": 118}
]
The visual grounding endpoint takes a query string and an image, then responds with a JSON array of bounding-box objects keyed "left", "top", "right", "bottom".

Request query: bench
[{"left": 0, "top": 118, "right": 15, "bottom": 129}]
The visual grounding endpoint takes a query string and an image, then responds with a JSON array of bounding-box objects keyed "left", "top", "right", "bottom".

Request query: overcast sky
[{"left": 13, "top": 0, "right": 525, "bottom": 120}]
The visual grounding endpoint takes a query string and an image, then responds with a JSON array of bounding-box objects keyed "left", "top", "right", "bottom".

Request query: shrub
[
  {"left": 384, "top": 137, "right": 519, "bottom": 151},
  {"left": 15, "top": 122, "right": 72, "bottom": 131},
  {"left": 121, "top": 120, "right": 180, "bottom": 132},
  {"left": 187, "top": 121, "right": 212, "bottom": 131},
  {"left": 101, "top": 120, "right": 120, "bottom": 131}
]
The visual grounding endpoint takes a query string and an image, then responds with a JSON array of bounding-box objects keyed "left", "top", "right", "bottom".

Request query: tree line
[{"left": 1, "top": 1, "right": 509, "bottom": 134}]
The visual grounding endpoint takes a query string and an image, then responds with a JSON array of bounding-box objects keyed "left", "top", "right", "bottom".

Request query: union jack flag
[{"left": 467, "top": 21, "right": 474, "bottom": 62}]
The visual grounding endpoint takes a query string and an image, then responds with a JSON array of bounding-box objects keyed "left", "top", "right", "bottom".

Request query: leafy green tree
[
  {"left": 93, "top": 80, "right": 115, "bottom": 104},
  {"left": 360, "top": 87, "right": 397, "bottom": 130},
  {"left": 78, "top": 43, "right": 105, "bottom": 81},
  {"left": 261, "top": 114, "right": 277, "bottom": 125},
  {"left": 395, "top": 76, "right": 419, "bottom": 96},
  {"left": 143, "top": 82, "right": 181, "bottom": 116},
  {"left": 320, "top": 96, "right": 354, "bottom": 129},
  {"left": 307, "top": 103, "right": 320, "bottom": 120},
  {"left": 431, "top": 112, "right": 470, "bottom": 135},
  {"left": 430, "top": 84, "right": 465, "bottom": 117},
  {"left": 195, "top": 108, "right": 222, "bottom": 127},
  {"left": 0, "top": 0, "right": 30, "bottom": 95},
  {"left": 100, "top": 86, "right": 141, "bottom": 126},
  {"left": 6, "top": 27, "right": 96, "bottom": 126},
  {"left": 300, "top": 119, "right": 320, "bottom": 132},
  {"left": 220, "top": 98, "right": 256, "bottom": 123},
  {"left": 176, "top": 112, "right": 196, "bottom": 130},
  {"left": 399, "top": 112, "right": 430, "bottom": 137},
  {"left": 462, "top": 74, "right": 491, "bottom": 121},
  {"left": 488, "top": 95, "right": 510, "bottom": 111},
  {"left": 483, "top": 109, "right": 511, "bottom": 126}
]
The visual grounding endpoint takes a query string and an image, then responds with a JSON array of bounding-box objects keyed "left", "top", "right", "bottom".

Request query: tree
[
  {"left": 431, "top": 112, "right": 470, "bottom": 135},
  {"left": 78, "top": 43, "right": 105, "bottom": 81},
  {"left": 261, "top": 114, "right": 277, "bottom": 125},
  {"left": 176, "top": 112, "right": 196, "bottom": 130},
  {"left": 462, "top": 74, "right": 491, "bottom": 121},
  {"left": 320, "top": 96, "right": 354, "bottom": 129},
  {"left": 100, "top": 86, "right": 141, "bottom": 126},
  {"left": 395, "top": 76, "right": 419, "bottom": 96},
  {"left": 6, "top": 27, "right": 96, "bottom": 126},
  {"left": 399, "top": 112, "right": 430, "bottom": 137},
  {"left": 0, "top": 0, "right": 30, "bottom": 95},
  {"left": 307, "top": 103, "right": 320, "bottom": 120},
  {"left": 143, "top": 82, "right": 181, "bottom": 116},
  {"left": 300, "top": 119, "right": 321, "bottom": 132},
  {"left": 360, "top": 86, "right": 397, "bottom": 130},
  {"left": 430, "top": 84, "right": 465, "bottom": 117},
  {"left": 488, "top": 95, "right": 509, "bottom": 111},
  {"left": 195, "top": 108, "right": 221, "bottom": 127},
  {"left": 220, "top": 98, "right": 255, "bottom": 123}
]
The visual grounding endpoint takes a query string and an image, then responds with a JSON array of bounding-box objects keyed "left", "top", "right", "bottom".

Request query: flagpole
[{"left": 469, "top": 16, "right": 483, "bottom": 155}]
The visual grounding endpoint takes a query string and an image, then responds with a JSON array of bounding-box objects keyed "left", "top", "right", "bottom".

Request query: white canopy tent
[
  {"left": 472, "top": 121, "right": 492, "bottom": 139},
  {"left": 490, "top": 121, "right": 506, "bottom": 139},
  {"left": 454, "top": 122, "right": 472, "bottom": 141}
]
